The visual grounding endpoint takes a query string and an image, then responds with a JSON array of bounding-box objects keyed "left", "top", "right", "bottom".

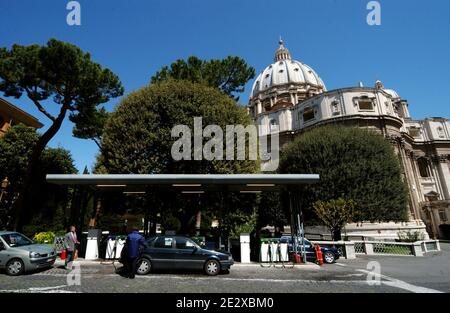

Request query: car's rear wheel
[
  {"left": 323, "top": 251, "right": 335, "bottom": 264},
  {"left": 204, "top": 259, "right": 220, "bottom": 276},
  {"left": 136, "top": 258, "right": 152, "bottom": 275},
  {"left": 6, "top": 258, "right": 25, "bottom": 276}
]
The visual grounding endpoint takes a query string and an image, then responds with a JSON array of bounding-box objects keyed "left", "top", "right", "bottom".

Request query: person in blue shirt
[{"left": 125, "top": 229, "right": 147, "bottom": 279}]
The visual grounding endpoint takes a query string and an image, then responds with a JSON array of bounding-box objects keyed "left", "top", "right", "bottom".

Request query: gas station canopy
[{"left": 46, "top": 174, "right": 320, "bottom": 192}]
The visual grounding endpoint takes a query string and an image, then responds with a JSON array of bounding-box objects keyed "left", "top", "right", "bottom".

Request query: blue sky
[{"left": 1, "top": 0, "right": 449, "bottom": 172}]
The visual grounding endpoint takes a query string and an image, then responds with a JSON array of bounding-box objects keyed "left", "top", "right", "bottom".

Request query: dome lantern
[{"left": 274, "top": 37, "right": 292, "bottom": 62}]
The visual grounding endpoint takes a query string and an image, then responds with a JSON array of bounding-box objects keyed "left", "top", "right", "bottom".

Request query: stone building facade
[{"left": 249, "top": 40, "right": 450, "bottom": 239}]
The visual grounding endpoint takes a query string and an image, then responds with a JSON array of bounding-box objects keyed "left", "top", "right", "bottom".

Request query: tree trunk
[
  {"left": 331, "top": 227, "right": 342, "bottom": 241},
  {"left": 195, "top": 210, "right": 201, "bottom": 236},
  {"left": 13, "top": 105, "right": 68, "bottom": 231},
  {"left": 88, "top": 198, "right": 102, "bottom": 229}
]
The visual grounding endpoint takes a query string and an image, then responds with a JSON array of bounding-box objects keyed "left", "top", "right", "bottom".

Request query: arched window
[
  {"left": 417, "top": 158, "right": 430, "bottom": 178},
  {"left": 269, "top": 119, "right": 278, "bottom": 132}
]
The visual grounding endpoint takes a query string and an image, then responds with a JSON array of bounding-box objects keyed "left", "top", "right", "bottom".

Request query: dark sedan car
[
  {"left": 279, "top": 236, "right": 341, "bottom": 264},
  {"left": 121, "top": 235, "right": 234, "bottom": 276}
]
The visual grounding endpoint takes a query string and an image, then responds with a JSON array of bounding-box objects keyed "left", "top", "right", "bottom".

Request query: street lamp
[{"left": 0, "top": 177, "right": 9, "bottom": 203}]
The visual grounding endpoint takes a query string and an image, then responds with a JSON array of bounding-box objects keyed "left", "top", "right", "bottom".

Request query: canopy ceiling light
[{"left": 48, "top": 174, "right": 320, "bottom": 192}]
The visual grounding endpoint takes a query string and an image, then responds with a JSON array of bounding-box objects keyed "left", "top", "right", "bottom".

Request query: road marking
[
  {"left": 356, "top": 269, "right": 443, "bottom": 293},
  {"left": 28, "top": 285, "right": 68, "bottom": 291},
  {"left": 0, "top": 285, "right": 77, "bottom": 293},
  {"left": 335, "top": 274, "right": 365, "bottom": 278},
  {"left": 334, "top": 263, "right": 347, "bottom": 267}
]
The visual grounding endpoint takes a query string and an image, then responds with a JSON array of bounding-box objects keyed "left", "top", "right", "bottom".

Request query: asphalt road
[{"left": 0, "top": 243, "right": 449, "bottom": 293}]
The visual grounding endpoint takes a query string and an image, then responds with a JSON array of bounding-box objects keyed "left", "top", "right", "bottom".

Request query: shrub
[
  {"left": 33, "top": 231, "right": 56, "bottom": 244},
  {"left": 397, "top": 230, "right": 424, "bottom": 242}
]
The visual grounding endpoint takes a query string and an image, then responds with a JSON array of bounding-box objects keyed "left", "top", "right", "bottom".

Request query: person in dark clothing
[{"left": 125, "top": 229, "right": 147, "bottom": 279}]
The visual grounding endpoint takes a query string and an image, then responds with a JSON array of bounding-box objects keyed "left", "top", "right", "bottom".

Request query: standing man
[
  {"left": 64, "top": 225, "right": 80, "bottom": 270},
  {"left": 126, "top": 228, "right": 147, "bottom": 279}
]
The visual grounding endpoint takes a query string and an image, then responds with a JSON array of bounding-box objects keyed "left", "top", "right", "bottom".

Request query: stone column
[
  {"left": 430, "top": 156, "right": 446, "bottom": 198},
  {"left": 432, "top": 209, "right": 442, "bottom": 238},
  {"left": 435, "top": 157, "right": 450, "bottom": 199},
  {"left": 398, "top": 145, "right": 422, "bottom": 220}
]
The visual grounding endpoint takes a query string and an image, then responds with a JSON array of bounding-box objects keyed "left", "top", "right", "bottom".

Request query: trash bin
[
  {"left": 115, "top": 236, "right": 126, "bottom": 259},
  {"left": 260, "top": 238, "right": 288, "bottom": 263},
  {"left": 105, "top": 235, "right": 126, "bottom": 259},
  {"left": 105, "top": 235, "right": 116, "bottom": 260},
  {"left": 85, "top": 229, "right": 101, "bottom": 260},
  {"left": 260, "top": 238, "right": 272, "bottom": 263},
  {"left": 278, "top": 242, "right": 289, "bottom": 262}
]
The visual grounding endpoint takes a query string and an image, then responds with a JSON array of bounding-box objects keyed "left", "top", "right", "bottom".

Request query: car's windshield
[
  {"left": 146, "top": 236, "right": 156, "bottom": 244},
  {"left": 1, "top": 233, "right": 34, "bottom": 247}
]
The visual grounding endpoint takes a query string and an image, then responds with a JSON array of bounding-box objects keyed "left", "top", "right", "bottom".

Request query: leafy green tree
[
  {"left": 313, "top": 198, "right": 356, "bottom": 241},
  {"left": 99, "top": 80, "right": 257, "bottom": 175},
  {"left": 258, "top": 192, "right": 288, "bottom": 233},
  {"left": 279, "top": 126, "right": 409, "bottom": 226},
  {"left": 98, "top": 80, "right": 258, "bottom": 234},
  {"left": 0, "top": 39, "right": 124, "bottom": 230},
  {"left": 71, "top": 107, "right": 110, "bottom": 149},
  {"left": 0, "top": 125, "right": 38, "bottom": 188},
  {"left": 160, "top": 214, "right": 182, "bottom": 233},
  {"left": 0, "top": 125, "right": 77, "bottom": 232},
  {"left": 229, "top": 210, "right": 257, "bottom": 239},
  {"left": 151, "top": 56, "right": 255, "bottom": 100}
]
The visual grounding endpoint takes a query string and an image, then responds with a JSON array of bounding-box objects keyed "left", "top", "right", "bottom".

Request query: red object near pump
[
  {"left": 292, "top": 253, "right": 301, "bottom": 264},
  {"left": 60, "top": 249, "right": 66, "bottom": 260},
  {"left": 315, "top": 244, "right": 323, "bottom": 266}
]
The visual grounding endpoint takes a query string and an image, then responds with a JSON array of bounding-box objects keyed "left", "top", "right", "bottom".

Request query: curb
[
  {"left": 56, "top": 259, "right": 321, "bottom": 269},
  {"left": 234, "top": 262, "right": 320, "bottom": 269}
]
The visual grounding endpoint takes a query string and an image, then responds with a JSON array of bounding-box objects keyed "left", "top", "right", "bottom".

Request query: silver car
[{"left": 0, "top": 231, "right": 57, "bottom": 276}]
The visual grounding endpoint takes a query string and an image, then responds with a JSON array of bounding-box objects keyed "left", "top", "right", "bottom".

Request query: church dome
[
  {"left": 384, "top": 89, "right": 401, "bottom": 99},
  {"left": 251, "top": 39, "right": 326, "bottom": 98}
]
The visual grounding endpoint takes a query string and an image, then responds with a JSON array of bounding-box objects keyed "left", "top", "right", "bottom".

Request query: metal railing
[
  {"left": 310, "top": 239, "right": 441, "bottom": 258},
  {"left": 422, "top": 240, "right": 440, "bottom": 253},
  {"left": 372, "top": 242, "right": 414, "bottom": 256},
  {"left": 54, "top": 236, "right": 65, "bottom": 254},
  {"left": 354, "top": 242, "right": 365, "bottom": 254}
]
